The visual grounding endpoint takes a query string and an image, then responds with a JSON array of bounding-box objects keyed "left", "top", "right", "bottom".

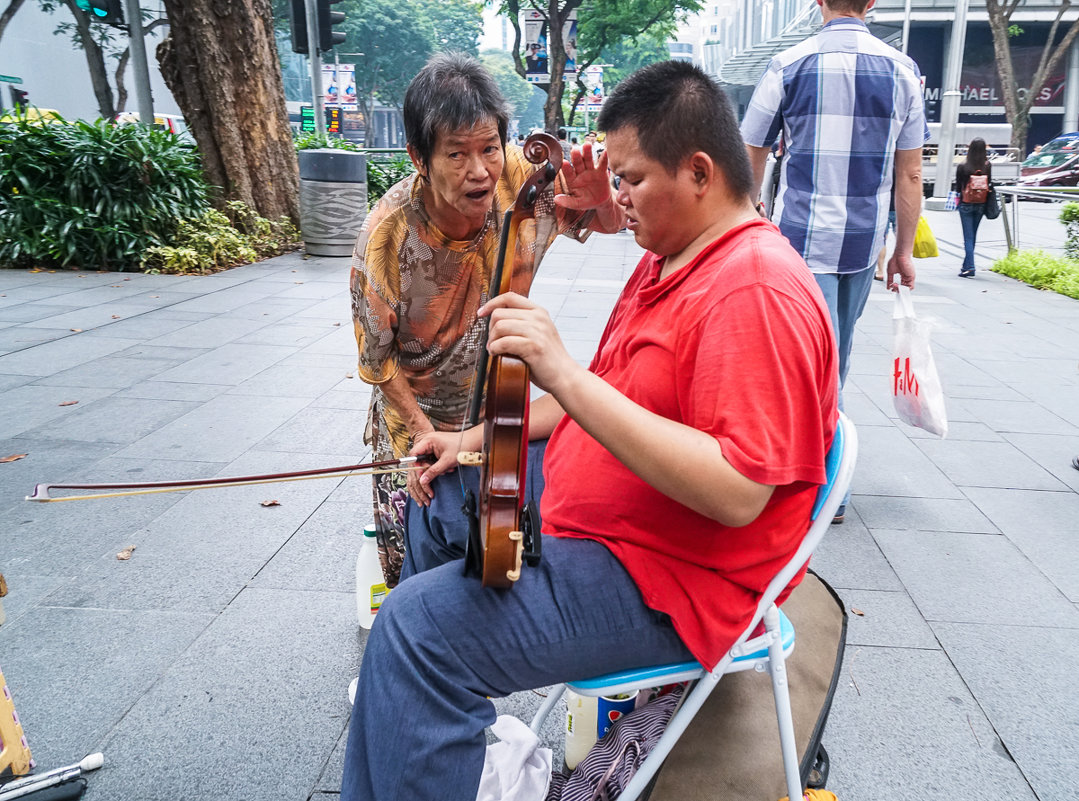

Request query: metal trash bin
[{"left": 298, "top": 148, "right": 367, "bottom": 257}]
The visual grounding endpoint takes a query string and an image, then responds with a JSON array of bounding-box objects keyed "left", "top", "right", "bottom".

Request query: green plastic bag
[{"left": 912, "top": 215, "right": 938, "bottom": 259}]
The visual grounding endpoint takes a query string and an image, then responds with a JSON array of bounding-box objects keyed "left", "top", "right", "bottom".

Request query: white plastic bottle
[
  {"left": 564, "top": 690, "right": 599, "bottom": 770},
  {"left": 356, "top": 525, "right": 387, "bottom": 629}
]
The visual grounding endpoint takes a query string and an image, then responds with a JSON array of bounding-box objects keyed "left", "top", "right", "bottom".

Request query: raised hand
[{"left": 554, "top": 145, "right": 625, "bottom": 232}]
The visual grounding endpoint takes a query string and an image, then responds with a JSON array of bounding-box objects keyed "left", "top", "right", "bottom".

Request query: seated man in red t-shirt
[{"left": 340, "top": 60, "right": 838, "bottom": 801}]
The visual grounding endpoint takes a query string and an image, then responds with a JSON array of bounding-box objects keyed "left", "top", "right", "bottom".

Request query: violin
[{"left": 459, "top": 132, "right": 563, "bottom": 588}]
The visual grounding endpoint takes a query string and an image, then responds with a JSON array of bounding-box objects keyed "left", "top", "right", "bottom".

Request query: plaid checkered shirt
[{"left": 741, "top": 17, "right": 929, "bottom": 274}]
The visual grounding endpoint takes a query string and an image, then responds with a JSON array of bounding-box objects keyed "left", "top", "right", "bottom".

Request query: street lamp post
[
  {"left": 932, "top": 0, "right": 970, "bottom": 201},
  {"left": 123, "top": 0, "right": 154, "bottom": 125}
]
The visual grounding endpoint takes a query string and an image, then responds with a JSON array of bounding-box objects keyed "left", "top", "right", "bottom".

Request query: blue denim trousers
[
  {"left": 340, "top": 441, "right": 693, "bottom": 801},
  {"left": 812, "top": 265, "right": 876, "bottom": 399},
  {"left": 813, "top": 266, "right": 874, "bottom": 508},
  {"left": 958, "top": 202, "right": 985, "bottom": 270}
]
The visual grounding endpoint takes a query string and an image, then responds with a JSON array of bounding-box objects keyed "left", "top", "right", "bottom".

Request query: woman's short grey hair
[{"left": 403, "top": 53, "right": 510, "bottom": 170}]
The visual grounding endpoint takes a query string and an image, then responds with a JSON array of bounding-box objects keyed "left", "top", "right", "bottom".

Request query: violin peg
[{"left": 457, "top": 451, "right": 484, "bottom": 467}]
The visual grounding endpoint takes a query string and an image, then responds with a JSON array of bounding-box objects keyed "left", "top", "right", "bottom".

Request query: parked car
[
  {"left": 1016, "top": 153, "right": 1079, "bottom": 189},
  {"left": 1021, "top": 131, "right": 1079, "bottom": 178},
  {"left": 1037, "top": 131, "right": 1079, "bottom": 153}
]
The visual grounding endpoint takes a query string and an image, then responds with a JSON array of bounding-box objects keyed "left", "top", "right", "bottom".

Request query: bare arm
[
  {"left": 378, "top": 371, "right": 435, "bottom": 445},
  {"left": 527, "top": 391, "right": 567, "bottom": 439},
  {"left": 887, "top": 146, "right": 922, "bottom": 291},
  {"left": 482, "top": 294, "right": 774, "bottom": 526},
  {"left": 408, "top": 391, "right": 567, "bottom": 504},
  {"left": 746, "top": 144, "right": 772, "bottom": 203}
]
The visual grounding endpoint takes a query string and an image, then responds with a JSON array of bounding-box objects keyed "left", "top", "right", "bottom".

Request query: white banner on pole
[
  {"left": 322, "top": 64, "right": 357, "bottom": 111},
  {"left": 522, "top": 8, "right": 577, "bottom": 84}
]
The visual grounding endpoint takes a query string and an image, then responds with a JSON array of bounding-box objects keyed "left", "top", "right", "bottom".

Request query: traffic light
[
  {"left": 9, "top": 86, "right": 28, "bottom": 112},
  {"left": 289, "top": 0, "right": 309, "bottom": 55},
  {"left": 317, "top": 0, "right": 346, "bottom": 52},
  {"left": 74, "top": 0, "right": 125, "bottom": 27}
]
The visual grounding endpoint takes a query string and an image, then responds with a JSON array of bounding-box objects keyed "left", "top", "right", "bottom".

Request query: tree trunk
[
  {"left": 115, "top": 48, "right": 129, "bottom": 114},
  {"left": 987, "top": 0, "right": 1079, "bottom": 155},
  {"left": 0, "top": 0, "right": 27, "bottom": 51},
  {"left": 62, "top": 0, "right": 116, "bottom": 119},
  {"left": 506, "top": 0, "right": 579, "bottom": 132},
  {"left": 157, "top": 0, "right": 299, "bottom": 223},
  {"left": 543, "top": 0, "right": 565, "bottom": 131}
]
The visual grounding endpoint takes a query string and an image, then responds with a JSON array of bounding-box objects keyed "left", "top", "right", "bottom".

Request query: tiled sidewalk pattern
[{"left": 0, "top": 202, "right": 1076, "bottom": 799}]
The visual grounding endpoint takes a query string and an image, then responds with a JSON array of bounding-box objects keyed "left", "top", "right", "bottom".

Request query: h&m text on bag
[{"left": 893, "top": 357, "right": 920, "bottom": 397}]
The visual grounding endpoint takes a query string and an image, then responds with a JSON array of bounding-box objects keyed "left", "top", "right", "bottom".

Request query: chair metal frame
[{"left": 530, "top": 413, "right": 857, "bottom": 801}]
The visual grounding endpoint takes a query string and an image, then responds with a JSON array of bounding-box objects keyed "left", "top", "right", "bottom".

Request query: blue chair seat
[{"left": 566, "top": 608, "right": 795, "bottom": 695}]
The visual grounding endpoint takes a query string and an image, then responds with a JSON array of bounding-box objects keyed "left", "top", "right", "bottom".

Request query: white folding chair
[{"left": 530, "top": 413, "right": 857, "bottom": 801}]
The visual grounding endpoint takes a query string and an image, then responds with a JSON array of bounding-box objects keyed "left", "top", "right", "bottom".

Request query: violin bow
[{"left": 26, "top": 455, "right": 430, "bottom": 503}]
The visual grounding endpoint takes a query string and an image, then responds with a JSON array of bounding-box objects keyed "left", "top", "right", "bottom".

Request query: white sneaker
[{"left": 348, "top": 676, "right": 359, "bottom": 706}]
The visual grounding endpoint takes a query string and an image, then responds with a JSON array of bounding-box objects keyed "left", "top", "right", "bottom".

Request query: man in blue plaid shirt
[{"left": 742, "top": 0, "right": 927, "bottom": 522}]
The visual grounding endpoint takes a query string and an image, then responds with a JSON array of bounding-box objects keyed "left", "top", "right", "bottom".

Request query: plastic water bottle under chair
[
  {"left": 356, "top": 524, "right": 388, "bottom": 629},
  {"left": 563, "top": 689, "right": 639, "bottom": 770}
]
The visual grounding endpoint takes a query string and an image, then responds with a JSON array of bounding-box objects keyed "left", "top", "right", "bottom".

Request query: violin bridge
[
  {"left": 506, "top": 530, "right": 524, "bottom": 582},
  {"left": 457, "top": 451, "right": 484, "bottom": 467}
]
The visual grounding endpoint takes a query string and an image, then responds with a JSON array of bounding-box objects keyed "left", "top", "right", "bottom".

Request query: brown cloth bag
[{"left": 646, "top": 570, "right": 847, "bottom": 801}]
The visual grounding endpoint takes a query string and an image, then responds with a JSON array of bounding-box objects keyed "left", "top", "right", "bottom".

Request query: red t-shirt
[{"left": 542, "top": 218, "right": 838, "bottom": 668}]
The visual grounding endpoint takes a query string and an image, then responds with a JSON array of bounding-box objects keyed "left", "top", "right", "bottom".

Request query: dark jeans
[
  {"left": 340, "top": 440, "right": 693, "bottom": 801},
  {"left": 959, "top": 202, "right": 985, "bottom": 270}
]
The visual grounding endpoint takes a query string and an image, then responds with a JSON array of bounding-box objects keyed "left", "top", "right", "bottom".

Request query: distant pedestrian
[
  {"left": 557, "top": 126, "right": 572, "bottom": 160},
  {"left": 955, "top": 136, "right": 992, "bottom": 278},
  {"left": 741, "top": 0, "right": 928, "bottom": 524}
]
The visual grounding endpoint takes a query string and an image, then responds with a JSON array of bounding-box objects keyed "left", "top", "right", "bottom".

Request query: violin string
[
  {"left": 455, "top": 196, "right": 508, "bottom": 500},
  {"left": 31, "top": 465, "right": 425, "bottom": 503}
]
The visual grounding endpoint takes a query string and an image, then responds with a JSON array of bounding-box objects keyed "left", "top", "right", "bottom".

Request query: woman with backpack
[{"left": 955, "top": 137, "right": 992, "bottom": 278}]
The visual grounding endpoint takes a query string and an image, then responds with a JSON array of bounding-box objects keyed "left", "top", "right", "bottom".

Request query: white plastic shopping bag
[
  {"left": 891, "top": 286, "right": 948, "bottom": 438},
  {"left": 476, "top": 715, "right": 553, "bottom": 801}
]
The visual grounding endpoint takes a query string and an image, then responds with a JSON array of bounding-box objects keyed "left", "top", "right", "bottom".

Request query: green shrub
[
  {"left": 366, "top": 153, "right": 415, "bottom": 204},
  {"left": 293, "top": 132, "right": 414, "bottom": 205},
  {"left": 991, "top": 248, "right": 1079, "bottom": 300},
  {"left": 1059, "top": 202, "right": 1079, "bottom": 259},
  {"left": 294, "top": 131, "right": 363, "bottom": 152},
  {"left": 142, "top": 202, "right": 300, "bottom": 275},
  {"left": 0, "top": 113, "right": 210, "bottom": 270}
]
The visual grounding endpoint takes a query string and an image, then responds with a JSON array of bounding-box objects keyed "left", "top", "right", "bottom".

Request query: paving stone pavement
[{"left": 0, "top": 201, "right": 1076, "bottom": 800}]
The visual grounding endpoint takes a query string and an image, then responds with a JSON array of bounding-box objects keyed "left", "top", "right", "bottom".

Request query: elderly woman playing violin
[{"left": 350, "top": 53, "right": 624, "bottom": 587}]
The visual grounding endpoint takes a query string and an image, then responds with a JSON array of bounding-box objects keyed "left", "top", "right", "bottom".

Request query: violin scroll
[{"left": 515, "top": 132, "right": 563, "bottom": 214}]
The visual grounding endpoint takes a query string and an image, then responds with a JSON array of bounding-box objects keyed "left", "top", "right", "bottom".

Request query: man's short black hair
[
  {"left": 557, "top": 127, "right": 568, "bottom": 140},
  {"left": 597, "top": 60, "right": 753, "bottom": 198},
  {"left": 403, "top": 53, "right": 509, "bottom": 171}
]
